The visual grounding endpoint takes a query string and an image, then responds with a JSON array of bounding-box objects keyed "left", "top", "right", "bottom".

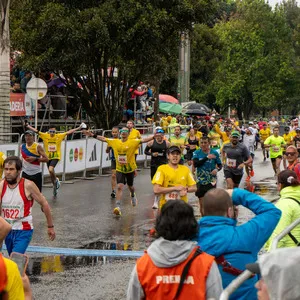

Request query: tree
[
  {"left": 211, "top": 0, "right": 296, "bottom": 119},
  {"left": 10, "top": 0, "right": 220, "bottom": 128},
  {"left": 0, "top": 0, "right": 11, "bottom": 142}
]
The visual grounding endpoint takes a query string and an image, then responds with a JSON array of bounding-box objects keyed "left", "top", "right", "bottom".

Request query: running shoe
[
  {"left": 113, "top": 206, "right": 121, "bottom": 216},
  {"left": 111, "top": 191, "right": 116, "bottom": 198},
  {"left": 152, "top": 202, "right": 158, "bottom": 209},
  {"left": 250, "top": 169, "right": 255, "bottom": 177},
  {"left": 53, "top": 184, "right": 57, "bottom": 197},
  {"left": 263, "top": 157, "right": 266, "bottom": 162},
  {"left": 131, "top": 193, "right": 138, "bottom": 207},
  {"left": 56, "top": 178, "right": 61, "bottom": 190}
]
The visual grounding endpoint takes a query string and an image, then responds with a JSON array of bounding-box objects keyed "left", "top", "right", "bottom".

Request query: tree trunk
[
  {"left": 153, "top": 77, "right": 160, "bottom": 123},
  {"left": 0, "top": 0, "right": 11, "bottom": 143}
]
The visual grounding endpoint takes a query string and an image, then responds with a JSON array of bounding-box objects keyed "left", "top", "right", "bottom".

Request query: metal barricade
[{"left": 219, "top": 217, "right": 300, "bottom": 300}]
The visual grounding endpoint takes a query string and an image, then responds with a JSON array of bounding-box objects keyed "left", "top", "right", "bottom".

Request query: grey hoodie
[{"left": 127, "top": 237, "right": 223, "bottom": 300}]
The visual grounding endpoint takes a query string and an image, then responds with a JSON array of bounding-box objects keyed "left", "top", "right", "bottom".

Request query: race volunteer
[
  {"left": 0, "top": 152, "right": 6, "bottom": 178},
  {"left": 222, "top": 131, "right": 252, "bottom": 189},
  {"left": 21, "top": 130, "right": 48, "bottom": 192},
  {"left": 0, "top": 156, "right": 55, "bottom": 255},
  {"left": 264, "top": 126, "right": 286, "bottom": 177},
  {"left": 152, "top": 146, "right": 196, "bottom": 209},
  {"left": 193, "top": 136, "right": 222, "bottom": 216},
  {"left": 168, "top": 126, "right": 186, "bottom": 164},
  {"left": 85, "top": 127, "right": 154, "bottom": 216},
  {"left": 197, "top": 188, "right": 281, "bottom": 300},
  {"left": 105, "top": 127, "right": 119, "bottom": 199},
  {"left": 259, "top": 123, "right": 271, "bottom": 161},
  {"left": 144, "top": 128, "right": 170, "bottom": 209},
  {"left": 25, "top": 122, "right": 84, "bottom": 197}
]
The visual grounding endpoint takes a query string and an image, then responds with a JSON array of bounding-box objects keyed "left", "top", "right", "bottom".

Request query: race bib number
[
  {"left": 166, "top": 192, "right": 179, "bottom": 201},
  {"left": 226, "top": 158, "right": 236, "bottom": 168},
  {"left": 48, "top": 144, "right": 57, "bottom": 152},
  {"left": 272, "top": 146, "right": 280, "bottom": 152},
  {"left": 118, "top": 154, "right": 127, "bottom": 164},
  {"left": 2, "top": 208, "right": 20, "bottom": 219}
]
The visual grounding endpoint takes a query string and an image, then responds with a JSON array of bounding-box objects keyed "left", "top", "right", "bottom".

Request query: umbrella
[
  {"left": 185, "top": 109, "right": 208, "bottom": 116},
  {"left": 185, "top": 102, "right": 210, "bottom": 112},
  {"left": 159, "top": 94, "right": 179, "bottom": 104},
  {"left": 159, "top": 102, "right": 182, "bottom": 114}
]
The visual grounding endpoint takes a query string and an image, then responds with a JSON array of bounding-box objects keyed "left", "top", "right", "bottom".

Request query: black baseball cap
[{"left": 167, "top": 146, "right": 181, "bottom": 154}]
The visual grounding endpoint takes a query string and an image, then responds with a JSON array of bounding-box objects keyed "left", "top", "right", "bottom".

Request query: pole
[{"left": 228, "top": 104, "right": 231, "bottom": 119}]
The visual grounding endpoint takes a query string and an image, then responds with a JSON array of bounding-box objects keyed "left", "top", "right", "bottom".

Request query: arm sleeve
[
  {"left": 265, "top": 201, "right": 294, "bottom": 250},
  {"left": 206, "top": 261, "right": 223, "bottom": 299},
  {"left": 144, "top": 145, "right": 152, "bottom": 156},
  {"left": 231, "top": 189, "right": 282, "bottom": 253},
  {"left": 127, "top": 265, "right": 145, "bottom": 300},
  {"left": 193, "top": 157, "right": 208, "bottom": 167}
]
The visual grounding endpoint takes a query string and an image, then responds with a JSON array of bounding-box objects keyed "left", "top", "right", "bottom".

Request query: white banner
[
  {"left": 85, "top": 138, "right": 101, "bottom": 169},
  {"left": 0, "top": 144, "right": 20, "bottom": 157},
  {"left": 101, "top": 141, "right": 111, "bottom": 169},
  {"left": 65, "top": 139, "right": 86, "bottom": 173}
]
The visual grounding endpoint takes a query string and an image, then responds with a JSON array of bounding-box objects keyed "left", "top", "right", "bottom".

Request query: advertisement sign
[
  {"left": 0, "top": 144, "right": 20, "bottom": 157},
  {"left": 65, "top": 139, "right": 86, "bottom": 173},
  {"left": 10, "top": 93, "right": 26, "bottom": 116},
  {"left": 85, "top": 138, "right": 102, "bottom": 169}
]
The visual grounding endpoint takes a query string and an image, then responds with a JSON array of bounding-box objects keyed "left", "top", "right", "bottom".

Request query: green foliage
[{"left": 10, "top": 0, "right": 219, "bottom": 128}]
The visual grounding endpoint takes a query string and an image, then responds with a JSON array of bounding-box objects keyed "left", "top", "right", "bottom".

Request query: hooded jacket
[
  {"left": 127, "top": 238, "right": 222, "bottom": 300},
  {"left": 197, "top": 189, "right": 281, "bottom": 300},
  {"left": 265, "top": 185, "right": 300, "bottom": 250}
]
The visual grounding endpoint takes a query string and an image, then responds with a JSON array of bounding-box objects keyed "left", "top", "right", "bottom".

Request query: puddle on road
[{"left": 29, "top": 178, "right": 279, "bottom": 278}]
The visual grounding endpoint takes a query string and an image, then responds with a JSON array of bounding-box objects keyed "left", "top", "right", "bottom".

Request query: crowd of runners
[{"left": 0, "top": 115, "right": 300, "bottom": 298}]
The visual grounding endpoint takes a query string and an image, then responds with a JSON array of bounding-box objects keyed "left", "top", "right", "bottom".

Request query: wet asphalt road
[{"left": 24, "top": 148, "right": 279, "bottom": 299}]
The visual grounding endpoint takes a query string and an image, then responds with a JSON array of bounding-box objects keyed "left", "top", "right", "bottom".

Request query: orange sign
[{"left": 10, "top": 93, "right": 26, "bottom": 116}]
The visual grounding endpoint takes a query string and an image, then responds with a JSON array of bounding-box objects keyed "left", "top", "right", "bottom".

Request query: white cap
[{"left": 80, "top": 122, "right": 87, "bottom": 129}]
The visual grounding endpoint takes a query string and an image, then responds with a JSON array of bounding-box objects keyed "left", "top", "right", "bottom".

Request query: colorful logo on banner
[
  {"left": 10, "top": 93, "right": 26, "bottom": 116},
  {"left": 69, "top": 148, "right": 84, "bottom": 162},
  {"left": 69, "top": 149, "right": 74, "bottom": 162}
]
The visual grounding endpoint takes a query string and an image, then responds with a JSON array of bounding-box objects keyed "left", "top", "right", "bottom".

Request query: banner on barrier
[
  {"left": 0, "top": 144, "right": 20, "bottom": 157},
  {"left": 85, "top": 138, "right": 101, "bottom": 169},
  {"left": 65, "top": 139, "right": 86, "bottom": 173}
]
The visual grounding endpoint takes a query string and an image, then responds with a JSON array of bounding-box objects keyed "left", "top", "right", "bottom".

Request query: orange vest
[{"left": 136, "top": 247, "right": 214, "bottom": 300}]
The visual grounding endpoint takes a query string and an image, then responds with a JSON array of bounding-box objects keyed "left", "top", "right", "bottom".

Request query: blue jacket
[{"left": 197, "top": 189, "right": 281, "bottom": 300}]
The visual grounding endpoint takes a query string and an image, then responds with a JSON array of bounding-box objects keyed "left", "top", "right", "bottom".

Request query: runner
[
  {"left": 268, "top": 117, "right": 279, "bottom": 132},
  {"left": 25, "top": 122, "right": 84, "bottom": 197},
  {"left": 264, "top": 127, "right": 286, "bottom": 177},
  {"left": 292, "top": 127, "right": 300, "bottom": 157},
  {"left": 259, "top": 123, "right": 271, "bottom": 161},
  {"left": 286, "top": 145, "right": 300, "bottom": 181},
  {"left": 242, "top": 127, "right": 255, "bottom": 178},
  {"left": 85, "top": 127, "right": 154, "bottom": 216},
  {"left": 21, "top": 130, "right": 49, "bottom": 192},
  {"left": 105, "top": 127, "right": 119, "bottom": 198},
  {"left": 144, "top": 128, "right": 170, "bottom": 209},
  {"left": 185, "top": 128, "right": 199, "bottom": 166},
  {"left": 222, "top": 131, "right": 252, "bottom": 189},
  {"left": 127, "top": 120, "right": 142, "bottom": 175},
  {"left": 168, "top": 126, "right": 186, "bottom": 164},
  {"left": 0, "top": 152, "right": 6, "bottom": 179},
  {"left": 152, "top": 145, "right": 196, "bottom": 209},
  {"left": 192, "top": 136, "right": 222, "bottom": 216},
  {"left": 282, "top": 126, "right": 293, "bottom": 169},
  {"left": 0, "top": 156, "right": 55, "bottom": 255}
]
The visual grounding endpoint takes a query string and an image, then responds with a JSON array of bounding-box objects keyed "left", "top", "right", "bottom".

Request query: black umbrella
[
  {"left": 185, "top": 109, "right": 208, "bottom": 116},
  {"left": 185, "top": 103, "right": 210, "bottom": 112}
]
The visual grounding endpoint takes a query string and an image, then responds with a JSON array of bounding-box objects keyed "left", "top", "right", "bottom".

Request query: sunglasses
[
  {"left": 156, "top": 129, "right": 164, "bottom": 133},
  {"left": 120, "top": 130, "right": 129, "bottom": 133},
  {"left": 286, "top": 152, "right": 297, "bottom": 156},
  {"left": 49, "top": 130, "right": 56, "bottom": 133}
]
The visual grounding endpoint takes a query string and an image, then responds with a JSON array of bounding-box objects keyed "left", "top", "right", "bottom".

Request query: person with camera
[{"left": 197, "top": 188, "right": 281, "bottom": 300}]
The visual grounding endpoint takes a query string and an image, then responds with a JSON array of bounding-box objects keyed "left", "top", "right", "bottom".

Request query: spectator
[
  {"left": 286, "top": 145, "right": 300, "bottom": 181},
  {"left": 20, "top": 71, "right": 32, "bottom": 93},
  {"left": 265, "top": 169, "right": 300, "bottom": 250},
  {"left": 127, "top": 200, "right": 223, "bottom": 300},
  {"left": 11, "top": 83, "right": 22, "bottom": 93},
  {"left": 197, "top": 188, "right": 281, "bottom": 300},
  {"left": 246, "top": 247, "right": 300, "bottom": 300}
]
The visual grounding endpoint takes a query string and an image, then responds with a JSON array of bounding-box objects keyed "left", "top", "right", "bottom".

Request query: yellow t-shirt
[
  {"left": 259, "top": 128, "right": 271, "bottom": 141},
  {"left": 186, "top": 131, "right": 203, "bottom": 140},
  {"left": 0, "top": 152, "right": 6, "bottom": 178},
  {"left": 283, "top": 133, "right": 293, "bottom": 145},
  {"left": 39, "top": 132, "right": 67, "bottom": 160},
  {"left": 214, "top": 124, "right": 230, "bottom": 144},
  {"left": 106, "top": 138, "right": 141, "bottom": 173},
  {"left": 290, "top": 130, "right": 297, "bottom": 139},
  {"left": 128, "top": 129, "right": 141, "bottom": 155},
  {"left": 152, "top": 164, "right": 196, "bottom": 208},
  {"left": 4, "top": 258, "right": 25, "bottom": 300}
]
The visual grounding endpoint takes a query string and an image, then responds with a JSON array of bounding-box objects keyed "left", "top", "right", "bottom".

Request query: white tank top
[{"left": 1, "top": 178, "right": 33, "bottom": 230}]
